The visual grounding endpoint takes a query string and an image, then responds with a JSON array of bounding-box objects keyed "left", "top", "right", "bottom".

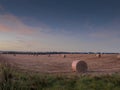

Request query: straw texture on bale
[{"left": 72, "top": 60, "right": 88, "bottom": 73}]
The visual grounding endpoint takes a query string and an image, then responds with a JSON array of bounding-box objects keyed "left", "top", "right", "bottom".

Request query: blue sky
[{"left": 0, "top": 0, "right": 120, "bottom": 52}]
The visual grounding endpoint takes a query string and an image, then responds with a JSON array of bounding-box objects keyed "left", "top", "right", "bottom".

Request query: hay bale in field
[
  {"left": 117, "top": 54, "right": 120, "bottom": 59},
  {"left": 13, "top": 54, "right": 16, "bottom": 56},
  {"left": 72, "top": 60, "right": 88, "bottom": 73},
  {"left": 48, "top": 54, "right": 51, "bottom": 57},
  {"left": 62, "top": 54, "right": 66, "bottom": 58},
  {"left": 96, "top": 53, "right": 101, "bottom": 58}
]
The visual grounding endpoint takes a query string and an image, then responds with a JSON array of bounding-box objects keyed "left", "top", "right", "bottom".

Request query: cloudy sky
[{"left": 0, "top": 0, "right": 120, "bottom": 52}]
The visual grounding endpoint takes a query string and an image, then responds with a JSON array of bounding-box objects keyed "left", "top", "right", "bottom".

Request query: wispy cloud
[
  {"left": 0, "top": 12, "right": 56, "bottom": 37},
  {"left": 0, "top": 13, "right": 39, "bottom": 35}
]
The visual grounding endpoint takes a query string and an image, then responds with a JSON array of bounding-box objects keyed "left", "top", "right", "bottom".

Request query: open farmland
[{"left": 0, "top": 54, "right": 120, "bottom": 75}]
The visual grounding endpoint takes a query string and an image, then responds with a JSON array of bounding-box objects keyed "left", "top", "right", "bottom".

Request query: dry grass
[{"left": 0, "top": 54, "right": 120, "bottom": 75}]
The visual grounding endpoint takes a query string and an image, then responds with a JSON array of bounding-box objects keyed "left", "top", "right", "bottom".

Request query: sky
[{"left": 0, "top": 0, "right": 120, "bottom": 52}]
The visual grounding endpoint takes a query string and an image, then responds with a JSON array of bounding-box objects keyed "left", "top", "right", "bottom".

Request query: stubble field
[{"left": 0, "top": 54, "right": 120, "bottom": 75}]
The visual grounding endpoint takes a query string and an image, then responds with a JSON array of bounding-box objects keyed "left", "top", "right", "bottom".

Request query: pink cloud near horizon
[{"left": 0, "top": 14, "right": 38, "bottom": 35}]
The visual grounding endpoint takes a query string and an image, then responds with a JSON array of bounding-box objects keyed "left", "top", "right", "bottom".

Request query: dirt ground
[{"left": 0, "top": 54, "right": 120, "bottom": 75}]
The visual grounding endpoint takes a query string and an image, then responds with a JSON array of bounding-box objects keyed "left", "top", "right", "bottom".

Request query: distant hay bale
[
  {"left": 48, "top": 54, "right": 51, "bottom": 57},
  {"left": 117, "top": 54, "right": 120, "bottom": 59},
  {"left": 13, "top": 54, "right": 16, "bottom": 56},
  {"left": 62, "top": 54, "right": 66, "bottom": 58},
  {"left": 96, "top": 54, "right": 101, "bottom": 58},
  {"left": 72, "top": 60, "right": 88, "bottom": 73}
]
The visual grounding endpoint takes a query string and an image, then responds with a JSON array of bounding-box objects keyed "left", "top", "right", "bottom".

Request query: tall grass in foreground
[{"left": 0, "top": 62, "right": 120, "bottom": 90}]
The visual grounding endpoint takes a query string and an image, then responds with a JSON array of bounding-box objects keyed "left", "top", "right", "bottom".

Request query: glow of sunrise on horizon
[{"left": 0, "top": 0, "right": 120, "bottom": 53}]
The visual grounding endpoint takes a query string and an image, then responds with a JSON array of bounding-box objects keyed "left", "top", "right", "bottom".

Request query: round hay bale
[
  {"left": 96, "top": 54, "right": 101, "bottom": 58},
  {"left": 13, "top": 54, "right": 16, "bottom": 56},
  {"left": 117, "top": 54, "right": 120, "bottom": 59},
  {"left": 48, "top": 54, "right": 51, "bottom": 57},
  {"left": 72, "top": 60, "right": 88, "bottom": 73},
  {"left": 62, "top": 54, "right": 66, "bottom": 58}
]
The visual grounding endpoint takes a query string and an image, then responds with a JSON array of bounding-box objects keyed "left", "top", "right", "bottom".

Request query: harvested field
[{"left": 0, "top": 54, "right": 120, "bottom": 75}]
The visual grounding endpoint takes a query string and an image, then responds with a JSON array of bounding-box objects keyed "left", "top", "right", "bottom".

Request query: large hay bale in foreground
[{"left": 72, "top": 60, "right": 88, "bottom": 73}]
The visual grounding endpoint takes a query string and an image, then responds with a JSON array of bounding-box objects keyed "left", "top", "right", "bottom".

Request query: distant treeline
[{"left": 0, "top": 51, "right": 118, "bottom": 55}]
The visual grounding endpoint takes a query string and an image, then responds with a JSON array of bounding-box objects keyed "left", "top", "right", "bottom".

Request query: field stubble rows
[{"left": 0, "top": 54, "right": 120, "bottom": 75}]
